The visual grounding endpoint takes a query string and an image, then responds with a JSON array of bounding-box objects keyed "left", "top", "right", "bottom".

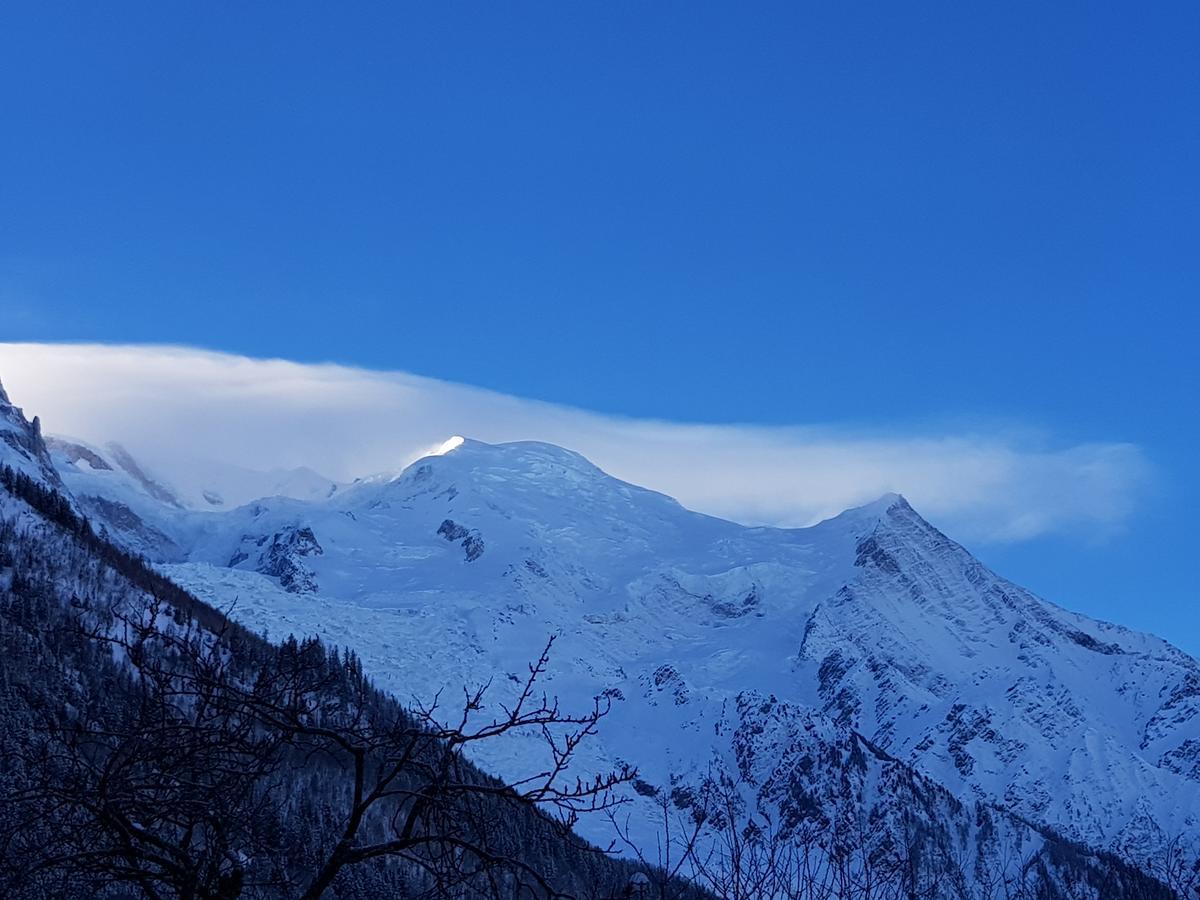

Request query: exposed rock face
[
  {"left": 223, "top": 525, "right": 325, "bottom": 593},
  {"left": 38, "top": 438, "right": 188, "bottom": 559},
  {"left": 702, "top": 692, "right": 1172, "bottom": 898},
  {"left": 76, "top": 494, "right": 182, "bottom": 561},
  {"left": 46, "top": 437, "right": 113, "bottom": 472},
  {"left": 257, "top": 525, "right": 323, "bottom": 593},
  {"left": 0, "top": 379, "right": 67, "bottom": 492},
  {"left": 438, "top": 518, "right": 485, "bottom": 561},
  {"left": 105, "top": 442, "right": 184, "bottom": 509},
  {"left": 437, "top": 518, "right": 469, "bottom": 542}
]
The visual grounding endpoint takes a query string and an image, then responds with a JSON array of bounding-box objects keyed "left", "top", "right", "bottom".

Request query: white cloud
[{"left": 0, "top": 342, "right": 1151, "bottom": 542}]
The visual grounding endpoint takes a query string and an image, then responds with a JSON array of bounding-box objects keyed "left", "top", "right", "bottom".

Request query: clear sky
[{"left": 1, "top": 3, "right": 1197, "bottom": 650}]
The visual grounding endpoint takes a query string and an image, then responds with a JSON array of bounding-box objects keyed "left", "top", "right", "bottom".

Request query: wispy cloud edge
[{"left": 0, "top": 341, "right": 1153, "bottom": 543}]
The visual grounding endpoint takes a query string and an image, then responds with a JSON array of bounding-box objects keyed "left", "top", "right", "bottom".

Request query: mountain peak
[
  {"left": 863, "top": 491, "right": 910, "bottom": 513},
  {"left": 815, "top": 491, "right": 917, "bottom": 534},
  {"left": 361, "top": 436, "right": 690, "bottom": 530}
]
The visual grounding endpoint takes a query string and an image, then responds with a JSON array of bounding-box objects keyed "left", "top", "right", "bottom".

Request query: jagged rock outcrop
[
  {"left": 0, "top": 379, "right": 66, "bottom": 492},
  {"left": 438, "top": 518, "right": 485, "bottom": 561},
  {"left": 256, "top": 525, "right": 323, "bottom": 593}
]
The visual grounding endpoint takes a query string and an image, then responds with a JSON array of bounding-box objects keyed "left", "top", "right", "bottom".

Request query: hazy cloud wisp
[{"left": 0, "top": 342, "right": 1151, "bottom": 543}]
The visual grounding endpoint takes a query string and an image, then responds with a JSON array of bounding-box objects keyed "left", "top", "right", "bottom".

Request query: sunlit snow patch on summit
[{"left": 430, "top": 435, "right": 465, "bottom": 456}]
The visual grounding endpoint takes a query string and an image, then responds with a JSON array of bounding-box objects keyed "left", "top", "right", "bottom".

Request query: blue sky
[{"left": 1, "top": 3, "right": 1197, "bottom": 650}]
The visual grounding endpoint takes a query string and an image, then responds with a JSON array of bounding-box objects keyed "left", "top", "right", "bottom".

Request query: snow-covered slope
[
  {"left": 47, "top": 434, "right": 341, "bottom": 510},
  {"left": 44, "top": 435, "right": 344, "bottom": 559},
  {"left": 139, "top": 454, "right": 342, "bottom": 510},
  {"left": 17, "top": 414, "right": 1200, "bottom": 888}
]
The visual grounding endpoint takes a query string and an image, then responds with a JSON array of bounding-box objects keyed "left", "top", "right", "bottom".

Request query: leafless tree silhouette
[{"left": 4, "top": 592, "right": 632, "bottom": 899}]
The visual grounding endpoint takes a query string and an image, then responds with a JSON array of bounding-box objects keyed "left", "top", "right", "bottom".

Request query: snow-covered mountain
[{"left": 12, "top": 381, "right": 1200, "bottom": 893}]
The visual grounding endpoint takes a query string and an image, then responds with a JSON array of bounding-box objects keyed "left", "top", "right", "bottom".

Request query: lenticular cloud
[{"left": 0, "top": 342, "right": 1151, "bottom": 542}]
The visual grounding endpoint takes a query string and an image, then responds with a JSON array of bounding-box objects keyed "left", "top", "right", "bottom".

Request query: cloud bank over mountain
[{"left": 0, "top": 342, "right": 1150, "bottom": 542}]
